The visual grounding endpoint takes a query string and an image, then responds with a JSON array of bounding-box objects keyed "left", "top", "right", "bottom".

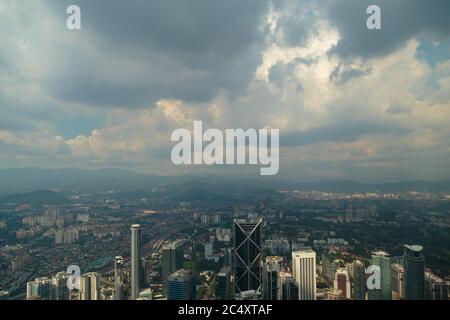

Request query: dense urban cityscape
[{"left": 0, "top": 178, "right": 448, "bottom": 301}]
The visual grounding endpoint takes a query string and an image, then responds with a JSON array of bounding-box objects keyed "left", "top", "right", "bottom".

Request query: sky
[{"left": 0, "top": 0, "right": 450, "bottom": 182}]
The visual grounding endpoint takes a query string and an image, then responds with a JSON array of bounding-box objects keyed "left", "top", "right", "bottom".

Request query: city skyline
[
  {"left": 0, "top": 0, "right": 449, "bottom": 307},
  {"left": 19, "top": 216, "right": 447, "bottom": 301},
  {"left": 1, "top": 178, "right": 448, "bottom": 302}
]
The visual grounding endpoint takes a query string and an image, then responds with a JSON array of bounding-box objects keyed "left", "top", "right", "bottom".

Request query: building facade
[
  {"left": 233, "top": 219, "right": 263, "bottom": 294},
  {"left": 292, "top": 249, "right": 316, "bottom": 300},
  {"left": 130, "top": 224, "right": 141, "bottom": 300},
  {"left": 404, "top": 245, "right": 425, "bottom": 300}
]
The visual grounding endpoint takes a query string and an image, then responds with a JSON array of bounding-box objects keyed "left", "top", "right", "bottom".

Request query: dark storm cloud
[
  {"left": 325, "top": 0, "right": 450, "bottom": 59},
  {"left": 40, "top": 0, "right": 269, "bottom": 108},
  {"left": 280, "top": 120, "right": 411, "bottom": 147}
]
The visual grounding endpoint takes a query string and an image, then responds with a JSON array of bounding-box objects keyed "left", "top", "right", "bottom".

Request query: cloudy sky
[{"left": 1, "top": 0, "right": 450, "bottom": 182}]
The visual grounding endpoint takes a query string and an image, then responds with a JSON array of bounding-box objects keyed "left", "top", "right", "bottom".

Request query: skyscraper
[
  {"left": 142, "top": 258, "right": 153, "bottom": 288},
  {"left": 233, "top": 219, "right": 263, "bottom": 294},
  {"left": 425, "top": 271, "right": 449, "bottom": 300},
  {"left": 262, "top": 256, "right": 283, "bottom": 300},
  {"left": 280, "top": 272, "right": 298, "bottom": 300},
  {"left": 167, "top": 269, "right": 196, "bottom": 300},
  {"left": 114, "top": 256, "right": 124, "bottom": 300},
  {"left": 26, "top": 277, "right": 51, "bottom": 300},
  {"left": 78, "top": 276, "right": 90, "bottom": 301},
  {"left": 78, "top": 273, "right": 99, "bottom": 300},
  {"left": 369, "top": 251, "right": 391, "bottom": 300},
  {"left": 352, "top": 260, "right": 366, "bottom": 300},
  {"left": 162, "top": 240, "right": 184, "bottom": 296},
  {"left": 292, "top": 249, "right": 316, "bottom": 300},
  {"left": 140, "top": 258, "right": 147, "bottom": 290},
  {"left": 391, "top": 263, "right": 405, "bottom": 300},
  {"left": 404, "top": 244, "right": 425, "bottom": 300},
  {"left": 51, "top": 272, "right": 69, "bottom": 300},
  {"left": 130, "top": 224, "right": 141, "bottom": 300},
  {"left": 215, "top": 266, "right": 233, "bottom": 300},
  {"left": 334, "top": 268, "right": 351, "bottom": 299}
]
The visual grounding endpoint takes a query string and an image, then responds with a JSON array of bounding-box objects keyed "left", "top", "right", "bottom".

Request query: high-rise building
[
  {"left": 391, "top": 263, "right": 405, "bottom": 300},
  {"left": 205, "top": 243, "right": 213, "bottom": 259},
  {"left": 114, "top": 256, "right": 124, "bottom": 300},
  {"left": 167, "top": 269, "right": 196, "bottom": 300},
  {"left": 201, "top": 215, "right": 209, "bottom": 225},
  {"left": 162, "top": 240, "right": 184, "bottom": 295},
  {"left": 29, "top": 273, "right": 70, "bottom": 300},
  {"left": 78, "top": 273, "right": 100, "bottom": 300},
  {"left": 352, "top": 260, "right": 366, "bottom": 300},
  {"left": 51, "top": 272, "right": 69, "bottom": 300},
  {"left": 223, "top": 248, "right": 232, "bottom": 267},
  {"left": 212, "top": 214, "right": 221, "bottom": 224},
  {"left": 140, "top": 258, "right": 147, "bottom": 290},
  {"left": 404, "top": 244, "right": 425, "bottom": 300},
  {"left": 329, "top": 260, "right": 341, "bottom": 283},
  {"left": 368, "top": 251, "right": 391, "bottom": 300},
  {"left": 280, "top": 272, "right": 298, "bottom": 300},
  {"left": 262, "top": 256, "right": 283, "bottom": 300},
  {"left": 10, "top": 249, "right": 31, "bottom": 272},
  {"left": 130, "top": 224, "right": 141, "bottom": 300},
  {"left": 89, "top": 273, "right": 99, "bottom": 300},
  {"left": 54, "top": 227, "right": 79, "bottom": 245},
  {"left": 322, "top": 252, "right": 330, "bottom": 281},
  {"left": 215, "top": 266, "right": 233, "bottom": 300},
  {"left": 78, "top": 276, "right": 90, "bottom": 300},
  {"left": 292, "top": 249, "right": 316, "bottom": 300},
  {"left": 334, "top": 268, "right": 351, "bottom": 299},
  {"left": 54, "top": 229, "right": 64, "bottom": 245},
  {"left": 142, "top": 258, "right": 153, "bottom": 287},
  {"left": 425, "top": 272, "right": 449, "bottom": 300},
  {"left": 233, "top": 219, "right": 263, "bottom": 294},
  {"left": 26, "top": 277, "right": 51, "bottom": 300}
]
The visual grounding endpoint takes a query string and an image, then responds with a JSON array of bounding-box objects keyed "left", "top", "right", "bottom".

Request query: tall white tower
[
  {"left": 131, "top": 224, "right": 141, "bottom": 300},
  {"left": 292, "top": 249, "right": 316, "bottom": 300}
]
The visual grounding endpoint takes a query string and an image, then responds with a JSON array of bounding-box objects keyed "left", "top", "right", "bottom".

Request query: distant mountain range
[
  {"left": 0, "top": 167, "right": 450, "bottom": 196},
  {"left": 0, "top": 190, "right": 70, "bottom": 206}
]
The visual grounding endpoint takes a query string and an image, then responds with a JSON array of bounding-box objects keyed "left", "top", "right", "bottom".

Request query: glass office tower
[
  {"left": 233, "top": 219, "right": 263, "bottom": 294},
  {"left": 404, "top": 244, "right": 425, "bottom": 300}
]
